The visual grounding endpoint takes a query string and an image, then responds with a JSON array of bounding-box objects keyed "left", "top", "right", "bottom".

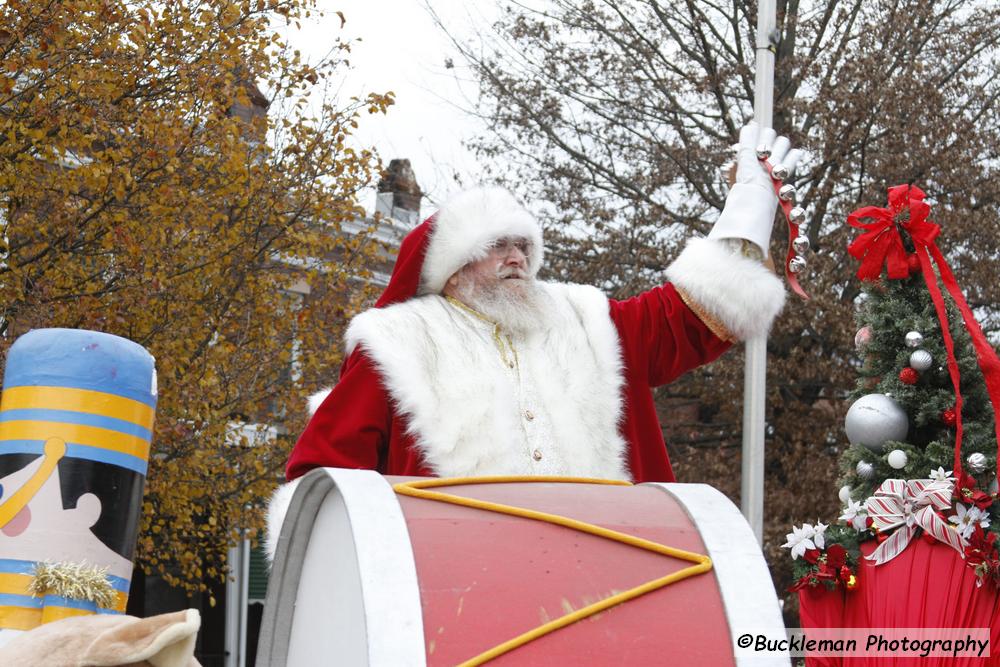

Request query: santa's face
[
  {"left": 460, "top": 236, "right": 532, "bottom": 297},
  {"left": 446, "top": 236, "right": 545, "bottom": 336}
]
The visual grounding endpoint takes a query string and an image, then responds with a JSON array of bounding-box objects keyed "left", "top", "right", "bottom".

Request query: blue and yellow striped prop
[
  {"left": 0, "top": 329, "right": 156, "bottom": 630},
  {"left": 0, "top": 558, "right": 130, "bottom": 630}
]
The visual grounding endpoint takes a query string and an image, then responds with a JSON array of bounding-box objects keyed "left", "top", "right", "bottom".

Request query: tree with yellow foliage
[{"left": 0, "top": 0, "right": 392, "bottom": 595}]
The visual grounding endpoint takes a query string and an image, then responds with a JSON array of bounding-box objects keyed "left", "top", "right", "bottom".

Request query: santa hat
[{"left": 375, "top": 186, "right": 544, "bottom": 308}]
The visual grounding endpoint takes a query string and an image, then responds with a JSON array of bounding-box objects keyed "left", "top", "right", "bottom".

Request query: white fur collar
[{"left": 346, "top": 283, "right": 629, "bottom": 480}]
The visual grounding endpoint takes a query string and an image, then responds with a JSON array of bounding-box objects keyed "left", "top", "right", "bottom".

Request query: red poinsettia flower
[
  {"left": 839, "top": 566, "right": 854, "bottom": 584},
  {"left": 964, "top": 525, "right": 999, "bottom": 565},
  {"left": 789, "top": 573, "right": 819, "bottom": 592},
  {"left": 970, "top": 489, "right": 994, "bottom": 510},
  {"left": 955, "top": 472, "right": 979, "bottom": 501},
  {"left": 825, "top": 544, "right": 847, "bottom": 569},
  {"left": 847, "top": 185, "right": 940, "bottom": 281}
]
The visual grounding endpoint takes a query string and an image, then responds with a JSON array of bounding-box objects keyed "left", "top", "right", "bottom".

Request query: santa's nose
[{"left": 503, "top": 246, "right": 527, "bottom": 269}]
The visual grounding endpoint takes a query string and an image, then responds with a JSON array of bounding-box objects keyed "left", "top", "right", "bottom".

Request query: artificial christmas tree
[{"left": 786, "top": 185, "right": 1000, "bottom": 666}]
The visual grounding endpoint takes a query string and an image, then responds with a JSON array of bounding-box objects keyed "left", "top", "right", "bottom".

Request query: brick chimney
[{"left": 375, "top": 159, "right": 422, "bottom": 224}]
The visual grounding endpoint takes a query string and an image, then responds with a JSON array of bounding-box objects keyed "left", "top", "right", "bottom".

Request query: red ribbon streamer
[
  {"left": 847, "top": 185, "right": 1000, "bottom": 484},
  {"left": 763, "top": 162, "right": 809, "bottom": 300}
]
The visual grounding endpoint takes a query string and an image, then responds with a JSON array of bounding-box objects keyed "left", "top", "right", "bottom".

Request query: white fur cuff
[{"left": 665, "top": 237, "right": 785, "bottom": 341}]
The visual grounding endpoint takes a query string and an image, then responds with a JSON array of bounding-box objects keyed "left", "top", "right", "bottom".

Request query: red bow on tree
[
  {"left": 846, "top": 185, "right": 1000, "bottom": 486},
  {"left": 847, "top": 185, "right": 938, "bottom": 281}
]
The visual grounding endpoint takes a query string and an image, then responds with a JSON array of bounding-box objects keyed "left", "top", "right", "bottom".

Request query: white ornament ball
[
  {"left": 909, "top": 349, "right": 933, "bottom": 372},
  {"left": 968, "top": 452, "right": 988, "bottom": 474},
  {"left": 856, "top": 460, "right": 875, "bottom": 479},
  {"left": 905, "top": 331, "right": 924, "bottom": 348},
  {"left": 838, "top": 485, "right": 852, "bottom": 504},
  {"left": 845, "top": 393, "right": 909, "bottom": 452},
  {"left": 855, "top": 326, "right": 873, "bottom": 351},
  {"left": 887, "top": 449, "right": 908, "bottom": 470}
]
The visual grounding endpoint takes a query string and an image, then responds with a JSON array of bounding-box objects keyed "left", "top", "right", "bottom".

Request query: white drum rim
[
  {"left": 257, "top": 468, "right": 425, "bottom": 666},
  {"left": 645, "top": 482, "right": 791, "bottom": 667}
]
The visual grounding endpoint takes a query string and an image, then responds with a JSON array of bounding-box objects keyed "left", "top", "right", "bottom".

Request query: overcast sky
[{"left": 280, "top": 1, "right": 499, "bottom": 218}]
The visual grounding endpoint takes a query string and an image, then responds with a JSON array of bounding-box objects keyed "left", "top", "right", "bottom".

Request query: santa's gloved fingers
[
  {"left": 738, "top": 121, "right": 760, "bottom": 151},
  {"left": 756, "top": 127, "right": 777, "bottom": 156},
  {"left": 781, "top": 148, "right": 803, "bottom": 175},
  {"left": 769, "top": 136, "right": 791, "bottom": 166},
  {"left": 735, "top": 124, "right": 764, "bottom": 184}
]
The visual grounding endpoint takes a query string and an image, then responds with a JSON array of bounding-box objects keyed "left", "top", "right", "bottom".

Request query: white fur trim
[
  {"left": 307, "top": 388, "right": 331, "bottom": 415},
  {"left": 265, "top": 478, "right": 301, "bottom": 562},
  {"left": 420, "top": 187, "right": 544, "bottom": 295},
  {"left": 665, "top": 237, "right": 786, "bottom": 340},
  {"left": 139, "top": 608, "right": 201, "bottom": 667},
  {"left": 345, "top": 284, "right": 628, "bottom": 480}
]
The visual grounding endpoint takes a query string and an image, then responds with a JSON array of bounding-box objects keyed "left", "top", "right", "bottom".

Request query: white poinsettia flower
[
  {"left": 949, "top": 504, "right": 987, "bottom": 539},
  {"left": 840, "top": 500, "right": 868, "bottom": 532},
  {"left": 929, "top": 467, "right": 955, "bottom": 483},
  {"left": 782, "top": 523, "right": 816, "bottom": 560},
  {"left": 813, "top": 521, "right": 828, "bottom": 550}
]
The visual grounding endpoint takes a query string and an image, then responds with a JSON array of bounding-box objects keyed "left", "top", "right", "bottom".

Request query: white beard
[{"left": 455, "top": 274, "right": 546, "bottom": 337}]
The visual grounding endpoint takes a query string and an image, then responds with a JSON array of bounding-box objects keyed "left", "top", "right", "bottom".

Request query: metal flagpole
[{"left": 741, "top": 0, "right": 777, "bottom": 545}]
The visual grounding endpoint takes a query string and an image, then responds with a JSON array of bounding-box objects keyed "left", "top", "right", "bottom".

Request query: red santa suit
[{"left": 286, "top": 187, "right": 786, "bottom": 484}]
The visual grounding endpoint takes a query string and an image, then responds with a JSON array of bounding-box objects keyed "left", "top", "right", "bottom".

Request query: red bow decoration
[
  {"left": 848, "top": 185, "right": 937, "bottom": 281},
  {"left": 846, "top": 185, "right": 1000, "bottom": 484}
]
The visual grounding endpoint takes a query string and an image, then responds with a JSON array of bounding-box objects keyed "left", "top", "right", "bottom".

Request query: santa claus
[{"left": 285, "top": 123, "right": 797, "bottom": 487}]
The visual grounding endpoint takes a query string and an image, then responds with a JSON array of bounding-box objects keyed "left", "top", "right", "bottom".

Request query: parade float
[
  {"left": 259, "top": 470, "right": 787, "bottom": 666},
  {"left": 787, "top": 186, "right": 1000, "bottom": 666}
]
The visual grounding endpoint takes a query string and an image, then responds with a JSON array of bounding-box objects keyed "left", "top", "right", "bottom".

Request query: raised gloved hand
[{"left": 709, "top": 122, "right": 802, "bottom": 259}]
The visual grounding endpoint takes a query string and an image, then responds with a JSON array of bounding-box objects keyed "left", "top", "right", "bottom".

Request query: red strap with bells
[{"left": 762, "top": 159, "right": 809, "bottom": 300}]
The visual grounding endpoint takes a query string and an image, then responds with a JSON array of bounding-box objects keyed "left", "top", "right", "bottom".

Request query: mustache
[{"left": 497, "top": 267, "right": 529, "bottom": 279}]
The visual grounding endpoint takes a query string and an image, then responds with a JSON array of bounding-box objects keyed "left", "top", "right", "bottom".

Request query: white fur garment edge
[{"left": 665, "top": 237, "right": 786, "bottom": 340}]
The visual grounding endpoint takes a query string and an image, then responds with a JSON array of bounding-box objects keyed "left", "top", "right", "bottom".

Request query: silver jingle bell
[
  {"left": 788, "top": 255, "right": 807, "bottom": 274},
  {"left": 967, "top": 452, "right": 988, "bottom": 474},
  {"left": 771, "top": 163, "right": 790, "bottom": 180},
  {"left": 792, "top": 236, "right": 810, "bottom": 254},
  {"left": 778, "top": 184, "right": 797, "bottom": 203},
  {"left": 756, "top": 144, "right": 771, "bottom": 160},
  {"left": 904, "top": 331, "right": 924, "bottom": 348},
  {"left": 789, "top": 206, "right": 806, "bottom": 224}
]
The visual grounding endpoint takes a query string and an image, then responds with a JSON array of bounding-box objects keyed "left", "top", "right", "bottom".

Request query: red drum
[{"left": 259, "top": 468, "right": 788, "bottom": 666}]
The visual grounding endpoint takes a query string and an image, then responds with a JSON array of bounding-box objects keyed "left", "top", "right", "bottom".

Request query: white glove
[{"left": 709, "top": 122, "right": 802, "bottom": 258}]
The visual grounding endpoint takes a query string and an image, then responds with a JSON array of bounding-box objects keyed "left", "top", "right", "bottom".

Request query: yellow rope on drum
[{"left": 393, "top": 475, "right": 714, "bottom": 667}]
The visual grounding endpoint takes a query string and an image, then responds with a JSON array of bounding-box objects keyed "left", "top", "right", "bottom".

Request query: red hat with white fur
[{"left": 375, "top": 187, "right": 543, "bottom": 308}]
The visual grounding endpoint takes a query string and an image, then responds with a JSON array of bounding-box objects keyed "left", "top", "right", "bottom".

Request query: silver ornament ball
[
  {"left": 792, "top": 236, "right": 810, "bottom": 254},
  {"left": 904, "top": 331, "right": 924, "bottom": 348},
  {"left": 778, "top": 184, "right": 797, "bottom": 203},
  {"left": 845, "top": 393, "right": 909, "bottom": 452},
  {"left": 789, "top": 256, "right": 807, "bottom": 274},
  {"left": 856, "top": 460, "right": 875, "bottom": 479},
  {"left": 789, "top": 207, "right": 806, "bottom": 224},
  {"left": 968, "top": 452, "right": 988, "bottom": 474},
  {"left": 887, "top": 449, "right": 908, "bottom": 470},
  {"left": 909, "top": 349, "right": 933, "bottom": 372}
]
